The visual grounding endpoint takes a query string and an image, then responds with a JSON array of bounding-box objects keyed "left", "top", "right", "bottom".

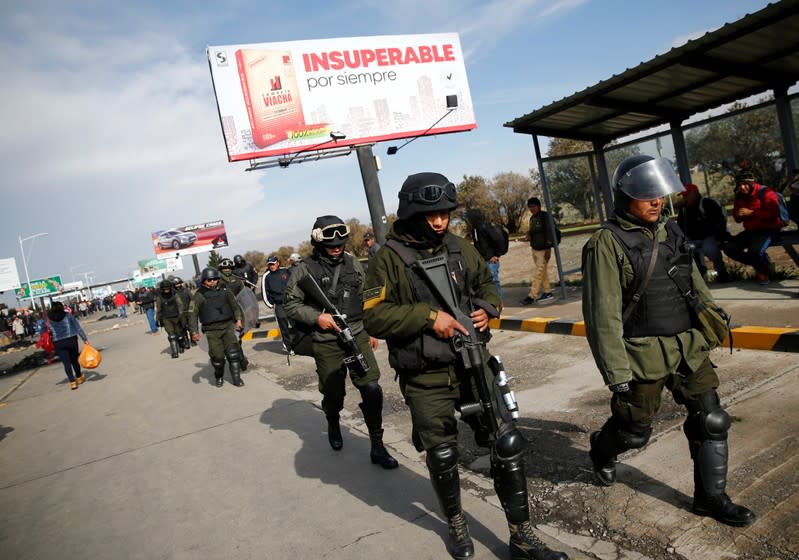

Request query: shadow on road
[{"left": 260, "top": 398, "right": 508, "bottom": 556}]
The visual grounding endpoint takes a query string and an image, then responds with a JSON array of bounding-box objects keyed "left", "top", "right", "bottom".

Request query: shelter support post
[
  {"left": 774, "top": 85, "right": 798, "bottom": 173},
  {"left": 670, "top": 120, "right": 691, "bottom": 184},
  {"left": 533, "top": 135, "right": 567, "bottom": 300},
  {"left": 356, "top": 146, "right": 388, "bottom": 245},
  {"left": 192, "top": 255, "right": 201, "bottom": 277},
  {"left": 592, "top": 140, "right": 614, "bottom": 220},
  {"left": 587, "top": 155, "right": 606, "bottom": 224}
]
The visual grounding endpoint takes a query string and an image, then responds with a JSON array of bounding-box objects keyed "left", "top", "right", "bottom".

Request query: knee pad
[
  {"left": 684, "top": 391, "right": 730, "bottom": 442},
  {"left": 358, "top": 381, "right": 382, "bottom": 403},
  {"left": 225, "top": 344, "right": 242, "bottom": 363},
  {"left": 493, "top": 427, "right": 526, "bottom": 460},
  {"left": 426, "top": 444, "right": 458, "bottom": 474},
  {"left": 612, "top": 419, "right": 652, "bottom": 450}
]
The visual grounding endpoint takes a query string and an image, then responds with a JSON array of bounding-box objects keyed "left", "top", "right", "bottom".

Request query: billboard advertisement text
[
  {"left": 15, "top": 276, "right": 64, "bottom": 300},
  {"left": 207, "top": 33, "right": 476, "bottom": 162}
]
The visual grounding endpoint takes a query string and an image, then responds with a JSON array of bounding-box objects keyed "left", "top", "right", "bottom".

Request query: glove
[{"left": 609, "top": 382, "right": 630, "bottom": 393}]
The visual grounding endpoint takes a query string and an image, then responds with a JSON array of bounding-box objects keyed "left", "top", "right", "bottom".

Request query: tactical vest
[
  {"left": 158, "top": 293, "right": 180, "bottom": 319},
  {"left": 304, "top": 254, "right": 363, "bottom": 322},
  {"left": 604, "top": 220, "right": 693, "bottom": 337},
  {"left": 385, "top": 236, "right": 472, "bottom": 370},
  {"left": 197, "top": 285, "right": 235, "bottom": 325}
]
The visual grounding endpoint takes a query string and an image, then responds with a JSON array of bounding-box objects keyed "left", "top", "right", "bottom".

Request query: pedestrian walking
[{"left": 47, "top": 301, "right": 90, "bottom": 390}]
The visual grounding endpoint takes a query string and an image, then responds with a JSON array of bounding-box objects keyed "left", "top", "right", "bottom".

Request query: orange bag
[{"left": 79, "top": 343, "right": 102, "bottom": 369}]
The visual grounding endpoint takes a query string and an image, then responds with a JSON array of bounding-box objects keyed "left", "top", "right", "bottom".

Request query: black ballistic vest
[
  {"left": 197, "top": 285, "right": 235, "bottom": 325},
  {"left": 604, "top": 220, "right": 693, "bottom": 337},
  {"left": 304, "top": 254, "right": 363, "bottom": 322},
  {"left": 158, "top": 293, "right": 180, "bottom": 318},
  {"left": 385, "top": 237, "right": 472, "bottom": 370}
]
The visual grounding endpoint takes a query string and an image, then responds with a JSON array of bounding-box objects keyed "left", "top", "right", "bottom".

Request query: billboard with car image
[{"left": 151, "top": 220, "right": 228, "bottom": 260}]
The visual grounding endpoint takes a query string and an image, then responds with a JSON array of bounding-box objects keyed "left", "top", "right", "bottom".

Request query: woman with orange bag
[{"left": 47, "top": 301, "right": 90, "bottom": 390}]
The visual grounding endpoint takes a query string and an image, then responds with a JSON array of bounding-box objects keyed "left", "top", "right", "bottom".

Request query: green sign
[
  {"left": 138, "top": 258, "right": 167, "bottom": 274},
  {"left": 15, "top": 275, "right": 63, "bottom": 299}
]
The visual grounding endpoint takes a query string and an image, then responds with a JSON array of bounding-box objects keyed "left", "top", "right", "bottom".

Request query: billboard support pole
[
  {"left": 356, "top": 146, "right": 388, "bottom": 245},
  {"left": 192, "top": 255, "right": 201, "bottom": 277}
]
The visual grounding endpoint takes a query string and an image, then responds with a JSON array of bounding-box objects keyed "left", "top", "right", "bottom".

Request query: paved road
[{"left": 1, "top": 287, "right": 797, "bottom": 559}]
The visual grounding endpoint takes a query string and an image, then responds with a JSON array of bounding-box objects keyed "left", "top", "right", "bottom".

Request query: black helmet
[
  {"left": 311, "top": 215, "right": 349, "bottom": 247},
  {"left": 397, "top": 172, "right": 457, "bottom": 220},
  {"left": 219, "top": 258, "right": 234, "bottom": 270},
  {"left": 233, "top": 255, "right": 245, "bottom": 266},
  {"left": 200, "top": 267, "right": 221, "bottom": 281},
  {"left": 611, "top": 155, "right": 683, "bottom": 200},
  {"left": 159, "top": 279, "right": 173, "bottom": 291}
]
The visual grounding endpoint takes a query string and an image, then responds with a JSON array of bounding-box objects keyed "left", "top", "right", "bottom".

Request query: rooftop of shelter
[{"left": 505, "top": 0, "right": 799, "bottom": 143}]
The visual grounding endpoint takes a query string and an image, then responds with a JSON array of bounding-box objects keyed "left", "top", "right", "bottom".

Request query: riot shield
[{"left": 236, "top": 287, "right": 260, "bottom": 334}]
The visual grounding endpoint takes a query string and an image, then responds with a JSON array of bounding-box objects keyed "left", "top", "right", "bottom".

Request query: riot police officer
[
  {"left": 219, "top": 258, "right": 249, "bottom": 370},
  {"left": 188, "top": 267, "right": 245, "bottom": 388},
  {"left": 233, "top": 254, "right": 258, "bottom": 292},
  {"left": 284, "top": 215, "right": 398, "bottom": 470},
  {"left": 155, "top": 279, "right": 186, "bottom": 358},
  {"left": 582, "top": 156, "right": 755, "bottom": 527},
  {"left": 363, "top": 173, "right": 567, "bottom": 560},
  {"left": 170, "top": 276, "right": 193, "bottom": 349}
]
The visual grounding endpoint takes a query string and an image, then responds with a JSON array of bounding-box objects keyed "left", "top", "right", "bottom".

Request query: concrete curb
[
  {"left": 486, "top": 316, "right": 799, "bottom": 353},
  {"left": 240, "top": 318, "right": 799, "bottom": 352}
]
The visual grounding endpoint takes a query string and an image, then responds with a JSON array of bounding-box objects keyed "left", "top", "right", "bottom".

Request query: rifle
[
  {"left": 406, "top": 252, "right": 519, "bottom": 432},
  {"left": 297, "top": 274, "right": 370, "bottom": 377}
]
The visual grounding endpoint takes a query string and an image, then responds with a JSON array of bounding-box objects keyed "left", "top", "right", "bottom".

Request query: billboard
[
  {"left": 207, "top": 33, "right": 476, "bottom": 162},
  {"left": 0, "top": 258, "right": 21, "bottom": 292},
  {"left": 15, "top": 276, "right": 63, "bottom": 300},
  {"left": 138, "top": 257, "right": 184, "bottom": 277},
  {"left": 151, "top": 220, "right": 228, "bottom": 260}
]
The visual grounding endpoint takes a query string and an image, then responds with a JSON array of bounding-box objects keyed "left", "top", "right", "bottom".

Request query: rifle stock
[{"left": 297, "top": 274, "right": 370, "bottom": 376}]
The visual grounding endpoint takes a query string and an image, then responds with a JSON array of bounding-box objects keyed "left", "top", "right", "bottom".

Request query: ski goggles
[
  {"left": 312, "top": 223, "right": 350, "bottom": 242},
  {"left": 398, "top": 182, "right": 457, "bottom": 204}
]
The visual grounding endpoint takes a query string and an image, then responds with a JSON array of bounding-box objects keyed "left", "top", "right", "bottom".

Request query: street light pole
[{"left": 18, "top": 232, "right": 48, "bottom": 310}]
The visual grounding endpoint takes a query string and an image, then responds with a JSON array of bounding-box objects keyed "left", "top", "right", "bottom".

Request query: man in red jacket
[
  {"left": 113, "top": 291, "right": 129, "bottom": 318},
  {"left": 724, "top": 172, "right": 783, "bottom": 285}
]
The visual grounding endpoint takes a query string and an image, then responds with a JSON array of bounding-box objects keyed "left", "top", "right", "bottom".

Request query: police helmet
[
  {"left": 233, "top": 255, "right": 245, "bottom": 266},
  {"left": 219, "top": 258, "right": 234, "bottom": 270},
  {"left": 611, "top": 155, "right": 683, "bottom": 200},
  {"left": 310, "top": 215, "right": 349, "bottom": 247},
  {"left": 200, "top": 267, "right": 221, "bottom": 281},
  {"left": 289, "top": 252, "right": 302, "bottom": 263},
  {"left": 397, "top": 172, "right": 457, "bottom": 220},
  {"left": 159, "top": 279, "right": 173, "bottom": 291}
]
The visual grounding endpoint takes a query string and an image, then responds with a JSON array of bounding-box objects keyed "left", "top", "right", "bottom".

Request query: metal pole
[
  {"left": 774, "top": 85, "right": 798, "bottom": 173},
  {"left": 18, "top": 235, "right": 32, "bottom": 311},
  {"left": 532, "top": 135, "right": 567, "bottom": 300},
  {"left": 592, "top": 140, "right": 614, "bottom": 220},
  {"left": 192, "top": 254, "right": 201, "bottom": 277},
  {"left": 356, "top": 145, "right": 388, "bottom": 244}
]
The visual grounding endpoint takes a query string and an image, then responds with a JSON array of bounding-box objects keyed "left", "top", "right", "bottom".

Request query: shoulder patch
[{"left": 362, "top": 285, "right": 385, "bottom": 310}]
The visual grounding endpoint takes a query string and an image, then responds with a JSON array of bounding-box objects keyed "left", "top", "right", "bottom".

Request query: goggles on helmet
[
  {"left": 398, "top": 182, "right": 457, "bottom": 205},
  {"left": 313, "top": 223, "right": 350, "bottom": 241}
]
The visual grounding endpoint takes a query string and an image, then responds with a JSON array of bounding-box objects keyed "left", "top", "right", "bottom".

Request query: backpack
[
  {"left": 758, "top": 186, "right": 790, "bottom": 228},
  {"left": 547, "top": 213, "right": 563, "bottom": 245},
  {"left": 484, "top": 224, "right": 510, "bottom": 256}
]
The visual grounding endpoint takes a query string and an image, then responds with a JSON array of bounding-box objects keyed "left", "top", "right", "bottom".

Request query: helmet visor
[
  {"left": 617, "top": 158, "right": 683, "bottom": 200},
  {"left": 398, "top": 182, "right": 457, "bottom": 205},
  {"left": 315, "top": 223, "right": 350, "bottom": 241}
]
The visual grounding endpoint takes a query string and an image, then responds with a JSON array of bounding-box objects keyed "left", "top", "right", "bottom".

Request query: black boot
[
  {"left": 212, "top": 360, "right": 225, "bottom": 387},
  {"left": 509, "top": 522, "right": 569, "bottom": 560},
  {"left": 689, "top": 438, "right": 755, "bottom": 526},
  {"left": 168, "top": 335, "right": 180, "bottom": 359},
  {"left": 229, "top": 359, "right": 245, "bottom": 387},
  {"left": 358, "top": 383, "right": 398, "bottom": 468},
  {"left": 367, "top": 428, "right": 398, "bottom": 469},
  {"left": 326, "top": 413, "right": 343, "bottom": 451},
  {"left": 492, "top": 437, "right": 568, "bottom": 560},
  {"left": 589, "top": 431, "right": 616, "bottom": 486},
  {"left": 238, "top": 342, "right": 248, "bottom": 371},
  {"left": 427, "top": 445, "right": 474, "bottom": 560}
]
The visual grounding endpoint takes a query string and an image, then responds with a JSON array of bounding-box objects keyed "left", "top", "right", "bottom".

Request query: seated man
[
  {"left": 723, "top": 172, "right": 782, "bottom": 285},
  {"left": 676, "top": 184, "right": 730, "bottom": 282}
]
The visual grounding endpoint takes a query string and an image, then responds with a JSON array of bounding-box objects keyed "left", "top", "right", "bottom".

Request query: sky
[{"left": 0, "top": 0, "right": 777, "bottom": 306}]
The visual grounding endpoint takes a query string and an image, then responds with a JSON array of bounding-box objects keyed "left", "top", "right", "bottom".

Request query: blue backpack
[{"left": 758, "top": 186, "right": 790, "bottom": 228}]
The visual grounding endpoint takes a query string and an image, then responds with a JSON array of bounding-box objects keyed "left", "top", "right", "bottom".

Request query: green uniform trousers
[
  {"left": 398, "top": 364, "right": 502, "bottom": 452},
  {"left": 610, "top": 357, "right": 720, "bottom": 424},
  {"left": 162, "top": 316, "right": 183, "bottom": 337},
  {"left": 313, "top": 330, "right": 380, "bottom": 410},
  {"left": 204, "top": 323, "right": 238, "bottom": 363}
]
